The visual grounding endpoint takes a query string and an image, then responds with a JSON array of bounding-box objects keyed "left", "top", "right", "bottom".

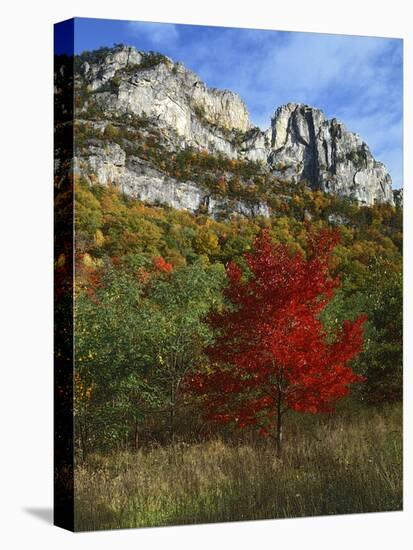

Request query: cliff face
[
  {"left": 80, "top": 47, "right": 250, "bottom": 160},
  {"left": 69, "top": 45, "right": 395, "bottom": 215},
  {"left": 268, "top": 103, "right": 394, "bottom": 205},
  {"left": 73, "top": 142, "right": 270, "bottom": 218}
]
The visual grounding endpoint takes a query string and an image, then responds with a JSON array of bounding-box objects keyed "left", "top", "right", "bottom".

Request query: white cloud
[{"left": 127, "top": 21, "right": 180, "bottom": 48}]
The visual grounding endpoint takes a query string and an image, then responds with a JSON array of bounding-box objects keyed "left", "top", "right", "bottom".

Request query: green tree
[
  {"left": 74, "top": 261, "right": 225, "bottom": 453},
  {"left": 143, "top": 261, "right": 225, "bottom": 441},
  {"left": 322, "top": 260, "right": 402, "bottom": 404},
  {"left": 358, "top": 264, "right": 402, "bottom": 403},
  {"left": 74, "top": 268, "right": 160, "bottom": 455}
]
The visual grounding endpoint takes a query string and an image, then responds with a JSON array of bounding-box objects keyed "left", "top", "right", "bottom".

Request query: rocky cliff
[
  {"left": 79, "top": 46, "right": 250, "bottom": 158},
  {"left": 268, "top": 103, "right": 394, "bottom": 205},
  {"left": 68, "top": 45, "right": 396, "bottom": 216}
]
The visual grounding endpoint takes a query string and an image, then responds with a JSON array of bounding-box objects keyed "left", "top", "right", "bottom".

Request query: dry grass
[{"left": 74, "top": 404, "right": 402, "bottom": 531}]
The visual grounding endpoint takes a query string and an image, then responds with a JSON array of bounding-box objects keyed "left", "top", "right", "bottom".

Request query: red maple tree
[{"left": 189, "top": 229, "right": 366, "bottom": 456}]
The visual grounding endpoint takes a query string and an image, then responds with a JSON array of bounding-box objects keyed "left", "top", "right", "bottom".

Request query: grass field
[{"left": 74, "top": 404, "right": 402, "bottom": 531}]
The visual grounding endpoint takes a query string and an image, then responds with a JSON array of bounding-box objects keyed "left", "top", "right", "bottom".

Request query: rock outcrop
[
  {"left": 267, "top": 103, "right": 394, "bottom": 205},
  {"left": 71, "top": 45, "right": 396, "bottom": 214},
  {"left": 80, "top": 47, "right": 250, "bottom": 160},
  {"left": 74, "top": 142, "right": 269, "bottom": 219},
  {"left": 81, "top": 46, "right": 143, "bottom": 91}
]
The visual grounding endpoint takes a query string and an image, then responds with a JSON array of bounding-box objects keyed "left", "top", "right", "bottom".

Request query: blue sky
[{"left": 69, "top": 17, "right": 403, "bottom": 188}]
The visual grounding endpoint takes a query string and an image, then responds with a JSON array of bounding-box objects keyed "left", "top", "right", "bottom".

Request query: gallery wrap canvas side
[{"left": 54, "top": 18, "right": 75, "bottom": 532}]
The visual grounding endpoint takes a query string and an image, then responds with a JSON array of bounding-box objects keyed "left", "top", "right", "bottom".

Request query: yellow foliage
[
  {"left": 74, "top": 372, "right": 93, "bottom": 404},
  {"left": 94, "top": 229, "right": 105, "bottom": 247},
  {"left": 194, "top": 229, "right": 219, "bottom": 256},
  {"left": 83, "top": 253, "right": 94, "bottom": 267}
]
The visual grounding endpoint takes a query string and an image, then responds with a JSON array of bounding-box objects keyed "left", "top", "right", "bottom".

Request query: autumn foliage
[
  {"left": 153, "top": 256, "right": 174, "bottom": 273},
  {"left": 189, "top": 229, "right": 367, "bottom": 453}
]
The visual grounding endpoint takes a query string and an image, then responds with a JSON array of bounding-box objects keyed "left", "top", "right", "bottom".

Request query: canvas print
[{"left": 54, "top": 17, "right": 403, "bottom": 531}]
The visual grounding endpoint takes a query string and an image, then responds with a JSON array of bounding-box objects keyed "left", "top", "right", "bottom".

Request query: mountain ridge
[{"left": 65, "top": 44, "right": 398, "bottom": 216}]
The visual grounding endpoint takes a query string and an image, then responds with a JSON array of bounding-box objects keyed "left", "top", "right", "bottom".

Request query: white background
[{"left": 0, "top": 0, "right": 411, "bottom": 548}]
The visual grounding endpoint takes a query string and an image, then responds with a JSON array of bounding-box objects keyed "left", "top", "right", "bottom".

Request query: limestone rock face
[
  {"left": 80, "top": 46, "right": 251, "bottom": 159},
  {"left": 82, "top": 46, "right": 143, "bottom": 91},
  {"left": 74, "top": 142, "right": 269, "bottom": 219},
  {"left": 72, "top": 46, "right": 396, "bottom": 213},
  {"left": 267, "top": 103, "right": 394, "bottom": 205},
  {"left": 241, "top": 127, "right": 272, "bottom": 163}
]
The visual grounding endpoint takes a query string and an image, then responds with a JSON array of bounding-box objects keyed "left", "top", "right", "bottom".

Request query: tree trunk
[
  {"left": 78, "top": 418, "right": 88, "bottom": 460},
  {"left": 169, "top": 406, "right": 175, "bottom": 444},
  {"left": 133, "top": 420, "right": 139, "bottom": 451},
  {"left": 169, "top": 379, "right": 175, "bottom": 444},
  {"left": 276, "top": 384, "right": 283, "bottom": 458},
  {"left": 276, "top": 409, "right": 283, "bottom": 457}
]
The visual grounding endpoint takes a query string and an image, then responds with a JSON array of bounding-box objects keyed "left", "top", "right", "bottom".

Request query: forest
[{"left": 62, "top": 171, "right": 403, "bottom": 530}]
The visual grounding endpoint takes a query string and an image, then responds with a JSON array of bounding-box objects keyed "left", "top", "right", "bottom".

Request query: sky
[{"left": 66, "top": 17, "right": 403, "bottom": 188}]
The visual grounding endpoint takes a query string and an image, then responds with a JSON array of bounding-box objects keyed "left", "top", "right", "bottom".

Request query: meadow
[{"left": 74, "top": 403, "right": 402, "bottom": 531}]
